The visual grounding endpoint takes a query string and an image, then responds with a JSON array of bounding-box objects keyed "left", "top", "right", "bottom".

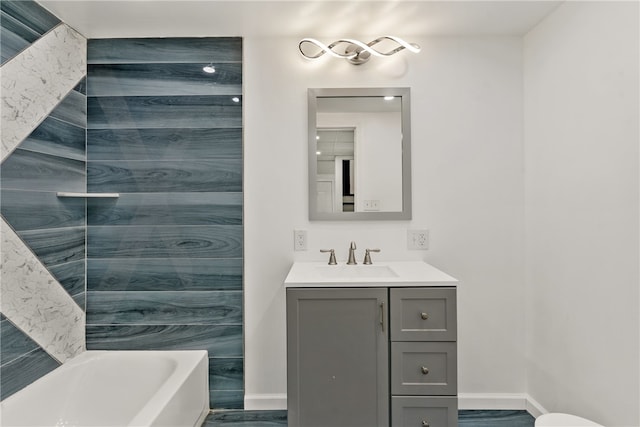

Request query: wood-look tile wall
[{"left": 85, "top": 37, "right": 244, "bottom": 409}]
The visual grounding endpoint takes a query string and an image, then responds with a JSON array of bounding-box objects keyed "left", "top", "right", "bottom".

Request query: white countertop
[{"left": 284, "top": 261, "right": 458, "bottom": 288}]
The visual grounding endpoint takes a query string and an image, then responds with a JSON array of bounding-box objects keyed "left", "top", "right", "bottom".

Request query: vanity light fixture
[
  {"left": 298, "top": 36, "right": 420, "bottom": 65},
  {"left": 203, "top": 63, "right": 216, "bottom": 73}
]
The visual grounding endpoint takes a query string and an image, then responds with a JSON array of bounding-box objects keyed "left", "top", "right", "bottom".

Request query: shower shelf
[{"left": 56, "top": 192, "right": 120, "bottom": 198}]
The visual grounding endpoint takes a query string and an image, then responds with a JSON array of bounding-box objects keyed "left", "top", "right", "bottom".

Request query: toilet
[{"left": 536, "top": 413, "right": 603, "bottom": 427}]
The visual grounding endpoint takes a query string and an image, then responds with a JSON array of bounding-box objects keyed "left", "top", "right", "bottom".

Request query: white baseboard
[
  {"left": 524, "top": 394, "right": 548, "bottom": 418},
  {"left": 244, "top": 392, "right": 549, "bottom": 416},
  {"left": 458, "top": 393, "right": 529, "bottom": 410},
  {"left": 244, "top": 393, "right": 287, "bottom": 410},
  {"left": 458, "top": 393, "right": 548, "bottom": 418}
]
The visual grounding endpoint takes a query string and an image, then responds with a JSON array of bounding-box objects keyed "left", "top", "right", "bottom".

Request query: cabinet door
[
  {"left": 287, "top": 288, "right": 389, "bottom": 427},
  {"left": 390, "top": 288, "right": 456, "bottom": 342}
]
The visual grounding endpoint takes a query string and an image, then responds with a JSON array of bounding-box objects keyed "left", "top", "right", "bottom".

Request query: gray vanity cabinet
[
  {"left": 287, "top": 286, "right": 457, "bottom": 427},
  {"left": 286, "top": 288, "right": 389, "bottom": 427}
]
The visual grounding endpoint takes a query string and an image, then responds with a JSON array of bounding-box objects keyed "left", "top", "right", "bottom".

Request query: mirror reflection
[
  {"left": 316, "top": 127, "right": 356, "bottom": 212},
  {"left": 308, "top": 88, "right": 412, "bottom": 220}
]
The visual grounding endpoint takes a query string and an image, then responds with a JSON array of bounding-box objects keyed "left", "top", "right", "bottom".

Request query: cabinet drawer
[
  {"left": 391, "top": 396, "right": 458, "bottom": 427},
  {"left": 391, "top": 342, "right": 457, "bottom": 396},
  {"left": 390, "top": 288, "right": 456, "bottom": 342}
]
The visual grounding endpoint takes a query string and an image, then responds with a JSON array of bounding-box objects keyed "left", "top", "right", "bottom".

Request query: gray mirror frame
[{"left": 308, "top": 87, "right": 412, "bottom": 220}]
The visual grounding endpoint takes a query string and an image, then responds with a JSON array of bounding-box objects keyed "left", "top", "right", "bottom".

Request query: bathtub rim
[
  {"left": 0, "top": 349, "right": 211, "bottom": 427},
  {"left": 126, "top": 349, "right": 210, "bottom": 426}
]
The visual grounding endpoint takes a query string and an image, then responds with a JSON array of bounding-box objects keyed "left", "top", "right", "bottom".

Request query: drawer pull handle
[
  {"left": 420, "top": 312, "right": 429, "bottom": 320},
  {"left": 421, "top": 366, "right": 429, "bottom": 375},
  {"left": 422, "top": 421, "right": 430, "bottom": 427}
]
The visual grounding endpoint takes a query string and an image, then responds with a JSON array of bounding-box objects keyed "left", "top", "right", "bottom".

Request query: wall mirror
[{"left": 308, "top": 87, "right": 412, "bottom": 220}]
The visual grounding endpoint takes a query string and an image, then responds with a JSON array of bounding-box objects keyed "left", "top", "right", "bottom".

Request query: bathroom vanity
[{"left": 284, "top": 261, "right": 458, "bottom": 427}]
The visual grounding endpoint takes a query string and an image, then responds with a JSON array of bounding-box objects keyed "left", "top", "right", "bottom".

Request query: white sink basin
[{"left": 315, "top": 265, "right": 398, "bottom": 279}]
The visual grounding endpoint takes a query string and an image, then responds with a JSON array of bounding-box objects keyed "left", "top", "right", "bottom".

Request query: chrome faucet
[{"left": 347, "top": 241, "right": 357, "bottom": 265}]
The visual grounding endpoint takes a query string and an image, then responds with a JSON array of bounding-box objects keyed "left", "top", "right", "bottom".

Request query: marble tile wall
[
  {"left": 0, "top": 0, "right": 87, "bottom": 400},
  {"left": 85, "top": 37, "right": 244, "bottom": 410}
]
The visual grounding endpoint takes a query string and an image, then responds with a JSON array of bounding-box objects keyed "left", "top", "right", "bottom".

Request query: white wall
[
  {"left": 244, "top": 35, "right": 525, "bottom": 408},
  {"left": 524, "top": 2, "right": 639, "bottom": 426}
]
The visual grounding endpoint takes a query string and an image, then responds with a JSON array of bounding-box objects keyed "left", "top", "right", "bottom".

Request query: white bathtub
[{"left": 0, "top": 350, "right": 210, "bottom": 427}]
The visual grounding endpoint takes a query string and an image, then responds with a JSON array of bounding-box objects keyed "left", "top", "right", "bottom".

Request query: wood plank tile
[
  {"left": 0, "top": 348, "right": 59, "bottom": 400},
  {"left": 86, "top": 290, "right": 242, "bottom": 325},
  {"left": 87, "top": 160, "right": 242, "bottom": 193},
  {"left": 87, "top": 225, "right": 242, "bottom": 258},
  {"left": 48, "top": 259, "right": 85, "bottom": 297},
  {"left": 87, "top": 258, "right": 242, "bottom": 291},
  {"left": 49, "top": 89, "right": 86, "bottom": 128},
  {"left": 87, "top": 193, "right": 242, "bottom": 226},
  {"left": 1, "top": 149, "right": 85, "bottom": 193},
  {"left": 87, "top": 37, "right": 241, "bottom": 64},
  {"left": 88, "top": 63, "right": 241, "bottom": 97},
  {"left": 1, "top": 1, "right": 60, "bottom": 35},
  {"left": 87, "top": 128, "right": 241, "bottom": 161},
  {"left": 17, "top": 226, "right": 85, "bottom": 266},
  {"left": 1, "top": 190, "right": 85, "bottom": 231},
  {"left": 0, "top": 320, "right": 39, "bottom": 365},
  {"left": 19, "top": 116, "right": 85, "bottom": 161},
  {"left": 85, "top": 324, "right": 243, "bottom": 357},
  {"left": 87, "top": 95, "right": 242, "bottom": 129}
]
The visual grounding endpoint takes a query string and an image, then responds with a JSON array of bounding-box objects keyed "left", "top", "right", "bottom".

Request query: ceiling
[{"left": 37, "top": 0, "right": 563, "bottom": 39}]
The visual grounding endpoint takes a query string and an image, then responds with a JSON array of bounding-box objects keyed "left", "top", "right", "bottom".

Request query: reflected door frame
[{"left": 334, "top": 155, "right": 354, "bottom": 212}]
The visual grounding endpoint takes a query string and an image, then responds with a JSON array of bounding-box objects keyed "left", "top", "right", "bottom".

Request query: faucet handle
[
  {"left": 363, "top": 248, "right": 381, "bottom": 265},
  {"left": 320, "top": 249, "right": 337, "bottom": 265}
]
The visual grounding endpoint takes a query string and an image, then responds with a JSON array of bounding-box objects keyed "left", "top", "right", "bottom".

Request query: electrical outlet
[
  {"left": 363, "top": 200, "right": 380, "bottom": 211},
  {"left": 294, "top": 230, "right": 307, "bottom": 251},
  {"left": 408, "top": 229, "right": 429, "bottom": 250}
]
